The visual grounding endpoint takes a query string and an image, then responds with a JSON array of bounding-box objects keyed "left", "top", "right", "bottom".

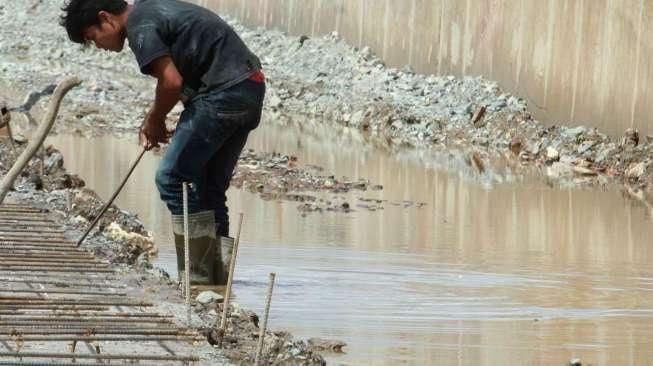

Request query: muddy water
[{"left": 48, "top": 122, "right": 653, "bottom": 365}]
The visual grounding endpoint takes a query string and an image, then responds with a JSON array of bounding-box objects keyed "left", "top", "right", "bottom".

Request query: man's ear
[{"left": 98, "top": 11, "right": 115, "bottom": 28}]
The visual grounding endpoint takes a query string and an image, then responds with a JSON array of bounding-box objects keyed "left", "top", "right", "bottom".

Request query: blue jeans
[{"left": 156, "top": 79, "right": 265, "bottom": 237}]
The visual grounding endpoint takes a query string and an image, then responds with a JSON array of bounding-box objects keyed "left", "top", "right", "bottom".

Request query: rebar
[
  {"left": 0, "top": 289, "right": 125, "bottom": 296},
  {"left": 0, "top": 267, "right": 114, "bottom": 274},
  {"left": 182, "top": 182, "right": 191, "bottom": 327},
  {"left": 0, "top": 335, "right": 202, "bottom": 342},
  {"left": 0, "top": 317, "right": 171, "bottom": 324},
  {"left": 255, "top": 273, "right": 276, "bottom": 365},
  {"left": 0, "top": 329, "right": 194, "bottom": 336},
  {"left": 0, "top": 312, "right": 169, "bottom": 318},
  {"left": 0, "top": 299, "right": 151, "bottom": 307},
  {"left": 0, "top": 352, "right": 199, "bottom": 362},
  {"left": 218, "top": 213, "right": 244, "bottom": 336}
]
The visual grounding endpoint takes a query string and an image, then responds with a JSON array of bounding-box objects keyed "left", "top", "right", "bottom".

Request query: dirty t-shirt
[{"left": 126, "top": 0, "right": 261, "bottom": 97}]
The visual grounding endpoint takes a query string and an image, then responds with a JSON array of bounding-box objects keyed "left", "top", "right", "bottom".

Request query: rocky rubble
[{"left": 232, "top": 149, "right": 425, "bottom": 215}]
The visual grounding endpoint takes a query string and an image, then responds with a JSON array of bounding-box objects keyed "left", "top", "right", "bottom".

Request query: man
[{"left": 60, "top": 0, "right": 265, "bottom": 285}]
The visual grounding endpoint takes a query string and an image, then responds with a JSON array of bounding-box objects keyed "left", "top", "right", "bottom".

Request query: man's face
[{"left": 83, "top": 11, "right": 125, "bottom": 52}]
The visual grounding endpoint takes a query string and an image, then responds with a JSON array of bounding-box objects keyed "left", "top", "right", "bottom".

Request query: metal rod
[
  {"left": 255, "top": 272, "right": 276, "bottom": 365},
  {"left": 182, "top": 182, "right": 191, "bottom": 327},
  {"left": 0, "top": 306, "right": 109, "bottom": 311},
  {"left": 0, "top": 260, "right": 108, "bottom": 267},
  {"left": 0, "top": 329, "right": 194, "bottom": 336},
  {"left": 218, "top": 213, "right": 244, "bottom": 335},
  {"left": 0, "top": 279, "right": 121, "bottom": 289},
  {"left": 76, "top": 148, "right": 147, "bottom": 247},
  {"left": 0, "top": 335, "right": 201, "bottom": 342},
  {"left": 0, "top": 299, "right": 151, "bottom": 306},
  {"left": 0, "top": 247, "right": 91, "bottom": 253},
  {"left": 0, "top": 312, "right": 168, "bottom": 318},
  {"left": 0, "top": 289, "right": 125, "bottom": 296},
  {"left": 0, "top": 257, "right": 105, "bottom": 264},
  {"left": 0, "top": 352, "right": 199, "bottom": 362},
  {"left": 0, "top": 228, "right": 65, "bottom": 233},
  {"left": 0, "top": 267, "right": 114, "bottom": 273},
  {"left": 0, "top": 317, "right": 171, "bottom": 323}
]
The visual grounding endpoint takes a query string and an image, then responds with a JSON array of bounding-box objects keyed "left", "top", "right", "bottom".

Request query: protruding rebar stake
[
  {"left": 255, "top": 273, "right": 276, "bottom": 365},
  {"left": 217, "top": 213, "right": 244, "bottom": 341},
  {"left": 182, "top": 182, "right": 191, "bottom": 327}
]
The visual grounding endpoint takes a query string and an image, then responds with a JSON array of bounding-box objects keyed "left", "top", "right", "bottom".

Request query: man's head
[{"left": 60, "top": 0, "right": 130, "bottom": 52}]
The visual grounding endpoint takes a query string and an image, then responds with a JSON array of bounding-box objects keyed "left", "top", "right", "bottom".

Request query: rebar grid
[{"left": 0, "top": 204, "right": 202, "bottom": 364}]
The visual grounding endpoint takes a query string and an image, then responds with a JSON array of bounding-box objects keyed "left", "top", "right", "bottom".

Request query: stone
[
  {"left": 543, "top": 146, "right": 558, "bottom": 161},
  {"left": 360, "top": 46, "right": 373, "bottom": 60},
  {"left": 45, "top": 152, "right": 64, "bottom": 174},
  {"left": 567, "top": 359, "right": 582, "bottom": 366},
  {"left": 307, "top": 338, "right": 347, "bottom": 353},
  {"left": 196, "top": 291, "right": 224, "bottom": 305},
  {"left": 12, "top": 132, "right": 27, "bottom": 144},
  {"left": 573, "top": 166, "right": 597, "bottom": 176},
  {"left": 268, "top": 95, "right": 283, "bottom": 109},
  {"left": 625, "top": 162, "right": 647, "bottom": 179},
  {"left": 509, "top": 138, "right": 522, "bottom": 155},
  {"left": 470, "top": 105, "right": 487, "bottom": 125},
  {"left": 622, "top": 128, "right": 639, "bottom": 147},
  {"left": 563, "top": 126, "right": 588, "bottom": 139},
  {"left": 28, "top": 174, "right": 43, "bottom": 190}
]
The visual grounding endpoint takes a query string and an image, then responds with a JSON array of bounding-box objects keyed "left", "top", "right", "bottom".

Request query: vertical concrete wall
[{"left": 195, "top": 0, "right": 653, "bottom": 137}]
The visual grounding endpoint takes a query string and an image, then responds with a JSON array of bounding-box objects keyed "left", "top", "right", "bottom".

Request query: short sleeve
[{"left": 126, "top": 16, "right": 171, "bottom": 75}]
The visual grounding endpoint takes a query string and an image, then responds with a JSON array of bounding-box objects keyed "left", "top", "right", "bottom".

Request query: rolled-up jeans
[{"left": 155, "top": 78, "right": 265, "bottom": 237}]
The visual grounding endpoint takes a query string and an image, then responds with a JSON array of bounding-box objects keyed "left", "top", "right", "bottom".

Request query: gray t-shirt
[{"left": 126, "top": 0, "right": 261, "bottom": 96}]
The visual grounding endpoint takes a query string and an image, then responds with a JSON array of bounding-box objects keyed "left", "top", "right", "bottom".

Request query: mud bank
[{"left": 0, "top": 138, "right": 334, "bottom": 364}]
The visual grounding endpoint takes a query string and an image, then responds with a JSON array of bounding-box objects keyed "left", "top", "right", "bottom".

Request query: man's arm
[{"left": 140, "top": 55, "right": 183, "bottom": 149}]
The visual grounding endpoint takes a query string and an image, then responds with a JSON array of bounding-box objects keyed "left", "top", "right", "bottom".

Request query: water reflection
[{"left": 48, "top": 120, "right": 653, "bottom": 365}]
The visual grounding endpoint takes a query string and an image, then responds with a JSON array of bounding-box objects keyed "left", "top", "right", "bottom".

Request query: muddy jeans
[{"left": 155, "top": 79, "right": 265, "bottom": 237}]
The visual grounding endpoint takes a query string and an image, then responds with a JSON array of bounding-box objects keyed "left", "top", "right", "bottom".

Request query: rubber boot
[
  {"left": 171, "top": 211, "right": 224, "bottom": 286},
  {"left": 219, "top": 236, "right": 235, "bottom": 283}
]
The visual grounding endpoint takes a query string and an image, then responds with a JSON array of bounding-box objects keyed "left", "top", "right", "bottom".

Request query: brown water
[{"left": 48, "top": 122, "right": 653, "bottom": 365}]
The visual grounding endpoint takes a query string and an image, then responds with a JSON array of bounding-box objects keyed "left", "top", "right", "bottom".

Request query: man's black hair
[{"left": 60, "top": 0, "right": 129, "bottom": 44}]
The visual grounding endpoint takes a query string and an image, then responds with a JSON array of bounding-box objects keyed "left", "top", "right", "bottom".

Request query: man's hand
[
  {"left": 139, "top": 110, "right": 171, "bottom": 150},
  {"left": 139, "top": 55, "right": 183, "bottom": 150}
]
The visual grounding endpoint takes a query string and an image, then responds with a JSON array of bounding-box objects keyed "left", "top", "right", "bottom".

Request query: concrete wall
[{"left": 196, "top": 0, "right": 653, "bottom": 137}]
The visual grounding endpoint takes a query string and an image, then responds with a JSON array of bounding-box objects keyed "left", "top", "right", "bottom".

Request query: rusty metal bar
[
  {"left": 0, "top": 317, "right": 172, "bottom": 324},
  {"left": 0, "top": 267, "right": 114, "bottom": 274},
  {"left": 0, "top": 312, "right": 169, "bottom": 318},
  {"left": 0, "top": 257, "right": 106, "bottom": 265},
  {"left": 0, "top": 321, "right": 175, "bottom": 328},
  {"left": 0, "top": 248, "right": 92, "bottom": 255},
  {"left": 0, "top": 236, "right": 69, "bottom": 242},
  {"left": 0, "top": 329, "right": 194, "bottom": 336},
  {"left": 0, "top": 306, "right": 109, "bottom": 311},
  {"left": 0, "top": 289, "right": 125, "bottom": 296},
  {"left": 0, "top": 335, "right": 201, "bottom": 342},
  {"left": 0, "top": 221, "right": 61, "bottom": 228},
  {"left": 0, "top": 279, "right": 123, "bottom": 289},
  {"left": 0, "top": 261, "right": 108, "bottom": 268},
  {"left": 0, "top": 259, "right": 108, "bottom": 266},
  {"left": 0, "top": 352, "right": 199, "bottom": 362},
  {"left": 0, "top": 299, "right": 151, "bottom": 307}
]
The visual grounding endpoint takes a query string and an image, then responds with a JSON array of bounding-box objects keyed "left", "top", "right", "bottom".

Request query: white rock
[
  {"left": 626, "top": 162, "right": 647, "bottom": 179},
  {"left": 196, "top": 291, "right": 223, "bottom": 305},
  {"left": 546, "top": 147, "right": 560, "bottom": 161}
]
